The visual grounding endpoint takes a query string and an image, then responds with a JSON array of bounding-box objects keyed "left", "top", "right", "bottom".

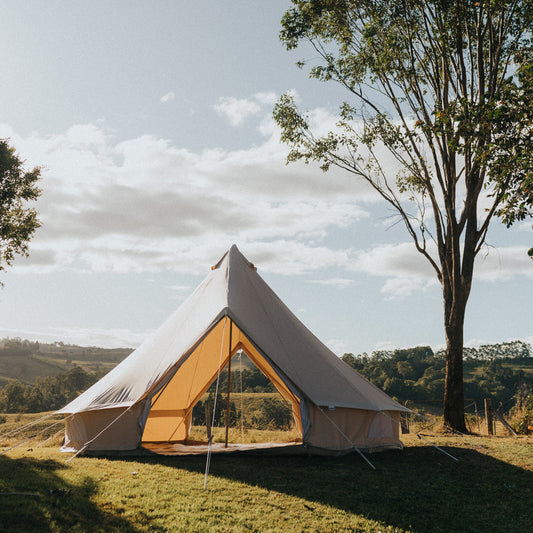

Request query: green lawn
[{"left": 0, "top": 430, "right": 531, "bottom": 532}]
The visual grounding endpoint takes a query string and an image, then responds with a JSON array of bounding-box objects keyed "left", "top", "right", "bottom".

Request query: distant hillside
[{"left": 0, "top": 337, "right": 133, "bottom": 386}]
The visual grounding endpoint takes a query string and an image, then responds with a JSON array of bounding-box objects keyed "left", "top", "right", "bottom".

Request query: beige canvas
[{"left": 59, "top": 245, "right": 409, "bottom": 454}]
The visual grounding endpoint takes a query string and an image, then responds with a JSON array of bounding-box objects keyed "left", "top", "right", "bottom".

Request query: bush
[
  {"left": 248, "top": 398, "right": 293, "bottom": 430},
  {"left": 515, "top": 394, "right": 533, "bottom": 434}
]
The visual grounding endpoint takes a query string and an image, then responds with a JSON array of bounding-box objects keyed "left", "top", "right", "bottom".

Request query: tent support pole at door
[
  {"left": 225, "top": 320, "right": 233, "bottom": 448},
  {"left": 204, "top": 316, "right": 228, "bottom": 491}
]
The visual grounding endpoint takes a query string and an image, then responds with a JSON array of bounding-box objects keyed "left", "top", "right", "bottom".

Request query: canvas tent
[{"left": 59, "top": 245, "right": 408, "bottom": 455}]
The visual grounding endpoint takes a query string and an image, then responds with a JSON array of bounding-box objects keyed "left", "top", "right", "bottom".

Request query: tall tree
[
  {"left": 0, "top": 139, "right": 42, "bottom": 279},
  {"left": 274, "top": 0, "right": 533, "bottom": 431}
]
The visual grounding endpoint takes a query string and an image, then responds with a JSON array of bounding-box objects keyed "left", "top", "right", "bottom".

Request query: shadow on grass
[
  {"left": 132, "top": 444, "right": 531, "bottom": 533},
  {"left": 0, "top": 455, "right": 140, "bottom": 533}
]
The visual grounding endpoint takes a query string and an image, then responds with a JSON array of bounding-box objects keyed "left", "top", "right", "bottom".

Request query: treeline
[
  {"left": 0, "top": 366, "right": 98, "bottom": 413},
  {"left": 204, "top": 365, "right": 276, "bottom": 394},
  {"left": 0, "top": 337, "right": 132, "bottom": 363},
  {"left": 342, "top": 342, "right": 532, "bottom": 409},
  {"left": 0, "top": 338, "right": 41, "bottom": 356},
  {"left": 439, "top": 340, "right": 532, "bottom": 361}
]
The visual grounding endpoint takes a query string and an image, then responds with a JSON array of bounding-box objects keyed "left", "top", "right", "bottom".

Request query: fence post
[
  {"left": 400, "top": 412, "right": 410, "bottom": 434},
  {"left": 484, "top": 398, "right": 494, "bottom": 435}
]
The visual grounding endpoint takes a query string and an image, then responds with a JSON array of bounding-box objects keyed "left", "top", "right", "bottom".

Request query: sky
[{"left": 0, "top": 1, "right": 531, "bottom": 355}]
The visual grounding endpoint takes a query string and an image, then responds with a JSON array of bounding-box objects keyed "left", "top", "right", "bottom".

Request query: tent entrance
[
  {"left": 187, "top": 351, "right": 302, "bottom": 447},
  {"left": 140, "top": 318, "right": 303, "bottom": 448}
]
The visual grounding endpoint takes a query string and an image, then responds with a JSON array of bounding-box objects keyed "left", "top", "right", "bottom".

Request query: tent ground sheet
[{"left": 142, "top": 440, "right": 305, "bottom": 456}]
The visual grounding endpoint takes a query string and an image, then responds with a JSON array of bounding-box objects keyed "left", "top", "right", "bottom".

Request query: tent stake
[
  {"left": 378, "top": 410, "right": 460, "bottom": 462},
  {"left": 352, "top": 445, "right": 377, "bottom": 470},
  {"left": 416, "top": 433, "right": 459, "bottom": 461}
]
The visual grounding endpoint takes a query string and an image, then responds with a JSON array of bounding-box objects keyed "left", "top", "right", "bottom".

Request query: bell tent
[{"left": 59, "top": 245, "right": 408, "bottom": 455}]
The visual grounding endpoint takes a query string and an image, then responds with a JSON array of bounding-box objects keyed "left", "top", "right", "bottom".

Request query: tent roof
[{"left": 59, "top": 245, "right": 406, "bottom": 414}]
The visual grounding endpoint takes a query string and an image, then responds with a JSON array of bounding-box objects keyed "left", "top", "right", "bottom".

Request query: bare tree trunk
[
  {"left": 443, "top": 309, "right": 467, "bottom": 432},
  {"left": 441, "top": 265, "right": 469, "bottom": 432}
]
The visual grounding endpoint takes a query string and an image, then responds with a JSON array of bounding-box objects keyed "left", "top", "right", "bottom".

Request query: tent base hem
[{"left": 61, "top": 440, "right": 403, "bottom": 457}]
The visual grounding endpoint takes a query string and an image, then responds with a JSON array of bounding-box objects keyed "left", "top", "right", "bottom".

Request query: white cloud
[
  {"left": 253, "top": 92, "right": 277, "bottom": 106},
  {"left": 476, "top": 245, "right": 533, "bottom": 281},
  {"left": 380, "top": 277, "right": 434, "bottom": 299},
  {"left": 3, "top": 111, "right": 530, "bottom": 289},
  {"left": 160, "top": 92, "right": 175, "bottom": 103},
  {"left": 353, "top": 242, "right": 437, "bottom": 279},
  {"left": 213, "top": 96, "right": 261, "bottom": 126},
  {"left": 168, "top": 284, "right": 192, "bottom": 293},
  {"left": 4, "top": 120, "right": 372, "bottom": 277},
  {"left": 326, "top": 338, "right": 350, "bottom": 355},
  {"left": 213, "top": 92, "right": 283, "bottom": 127},
  {"left": 309, "top": 277, "right": 356, "bottom": 289},
  {"left": 351, "top": 241, "right": 439, "bottom": 299},
  {"left": 240, "top": 241, "right": 357, "bottom": 275},
  {"left": 374, "top": 340, "right": 397, "bottom": 351},
  {"left": 351, "top": 241, "right": 532, "bottom": 299}
]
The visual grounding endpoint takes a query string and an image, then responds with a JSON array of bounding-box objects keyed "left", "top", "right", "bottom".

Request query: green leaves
[
  {"left": 277, "top": 0, "right": 533, "bottom": 222},
  {"left": 0, "top": 139, "right": 42, "bottom": 276},
  {"left": 487, "top": 47, "right": 533, "bottom": 227}
]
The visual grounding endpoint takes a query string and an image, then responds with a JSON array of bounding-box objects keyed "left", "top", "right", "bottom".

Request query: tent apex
[{"left": 211, "top": 245, "right": 257, "bottom": 272}]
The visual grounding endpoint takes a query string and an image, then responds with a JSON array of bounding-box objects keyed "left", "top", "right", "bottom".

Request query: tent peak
[{"left": 211, "top": 245, "right": 256, "bottom": 271}]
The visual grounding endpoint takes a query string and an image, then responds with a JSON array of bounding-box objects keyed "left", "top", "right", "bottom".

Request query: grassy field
[{"left": 0, "top": 415, "right": 531, "bottom": 532}]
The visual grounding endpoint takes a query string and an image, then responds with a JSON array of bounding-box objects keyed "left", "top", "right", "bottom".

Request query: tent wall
[
  {"left": 305, "top": 406, "right": 402, "bottom": 452},
  {"left": 62, "top": 403, "right": 147, "bottom": 452}
]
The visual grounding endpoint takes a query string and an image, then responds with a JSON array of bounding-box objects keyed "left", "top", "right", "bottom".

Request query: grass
[{"left": 0, "top": 415, "right": 531, "bottom": 533}]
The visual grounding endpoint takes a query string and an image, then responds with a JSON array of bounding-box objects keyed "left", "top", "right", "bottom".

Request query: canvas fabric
[{"left": 59, "top": 245, "right": 408, "bottom": 453}]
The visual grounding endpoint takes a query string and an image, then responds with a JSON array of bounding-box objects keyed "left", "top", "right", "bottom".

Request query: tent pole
[
  {"left": 225, "top": 320, "right": 233, "bottom": 448},
  {"left": 204, "top": 317, "right": 228, "bottom": 491}
]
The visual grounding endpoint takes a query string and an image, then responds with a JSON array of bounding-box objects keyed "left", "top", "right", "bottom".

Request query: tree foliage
[
  {"left": 0, "top": 139, "right": 42, "bottom": 278},
  {"left": 274, "top": 0, "right": 533, "bottom": 431},
  {"left": 490, "top": 51, "right": 533, "bottom": 227},
  {"left": 342, "top": 343, "right": 532, "bottom": 410},
  {"left": 0, "top": 366, "right": 98, "bottom": 413}
]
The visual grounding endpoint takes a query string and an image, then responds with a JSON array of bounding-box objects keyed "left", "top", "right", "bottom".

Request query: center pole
[{"left": 224, "top": 320, "right": 233, "bottom": 448}]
